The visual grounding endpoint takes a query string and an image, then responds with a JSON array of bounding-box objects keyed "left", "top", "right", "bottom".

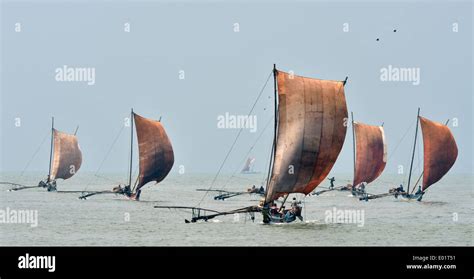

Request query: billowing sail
[
  {"left": 241, "top": 157, "right": 255, "bottom": 173},
  {"left": 266, "top": 70, "right": 348, "bottom": 202},
  {"left": 353, "top": 123, "right": 387, "bottom": 187},
  {"left": 50, "top": 129, "right": 82, "bottom": 180},
  {"left": 134, "top": 113, "right": 174, "bottom": 189},
  {"left": 419, "top": 116, "right": 457, "bottom": 190}
]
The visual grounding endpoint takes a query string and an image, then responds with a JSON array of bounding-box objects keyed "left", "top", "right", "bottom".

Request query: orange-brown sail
[
  {"left": 419, "top": 116, "right": 457, "bottom": 190},
  {"left": 50, "top": 129, "right": 82, "bottom": 180},
  {"left": 353, "top": 123, "right": 387, "bottom": 187},
  {"left": 134, "top": 113, "right": 174, "bottom": 189},
  {"left": 265, "top": 70, "right": 348, "bottom": 202}
]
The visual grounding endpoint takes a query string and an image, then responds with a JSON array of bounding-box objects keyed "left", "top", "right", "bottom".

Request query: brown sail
[
  {"left": 50, "top": 129, "right": 82, "bottom": 180},
  {"left": 419, "top": 116, "right": 457, "bottom": 190},
  {"left": 241, "top": 157, "right": 255, "bottom": 173},
  {"left": 134, "top": 113, "right": 174, "bottom": 189},
  {"left": 353, "top": 123, "right": 387, "bottom": 187},
  {"left": 265, "top": 70, "right": 348, "bottom": 202}
]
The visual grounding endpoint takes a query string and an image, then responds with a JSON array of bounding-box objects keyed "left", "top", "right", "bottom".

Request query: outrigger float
[
  {"left": 156, "top": 64, "right": 348, "bottom": 223},
  {"left": 362, "top": 108, "right": 457, "bottom": 202},
  {"left": 79, "top": 109, "right": 174, "bottom": 201},
  {"left": 3, "top": 117, "right": 82, "bottom": 193}
]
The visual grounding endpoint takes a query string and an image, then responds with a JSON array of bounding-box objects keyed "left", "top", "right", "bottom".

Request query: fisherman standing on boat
[{"left": 328, "top": 177, "right": 336, "bottom": 189}]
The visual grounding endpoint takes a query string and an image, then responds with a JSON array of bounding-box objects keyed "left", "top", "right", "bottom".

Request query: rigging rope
[
  {"left": 20, "top": 130, "right": 50, "bottom": 178},
  {"left": 83, "top": 124, "right": 125, "bottom": 191},
  {"left": 196, "top": 70, "right": 273, "bottom": 206},
  {"left": 219, "top": 117, "right": 273, "bottom": 191}
]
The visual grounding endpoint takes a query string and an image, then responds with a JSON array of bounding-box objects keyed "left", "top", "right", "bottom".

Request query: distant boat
[
  {"left": 79, "top": 109, "right": 174, "bottom": 201},
  {"left": 6, "top": 118, "right": 82, "bottom": 192},
  {"left": 157, "top": 64, "right": 349, "bottom": 223},
  {"left": 240, "top": 157, "right": 259, "bottom": 174}
]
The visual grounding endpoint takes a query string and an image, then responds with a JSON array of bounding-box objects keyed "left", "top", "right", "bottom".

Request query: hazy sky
[{"left": 1, "top": 1, "right": 472, "bottom": 179}]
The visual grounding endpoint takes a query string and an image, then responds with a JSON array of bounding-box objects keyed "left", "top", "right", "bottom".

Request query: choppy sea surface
[{"left": 0, "top": 172, "right": 472, "bottom": 246}]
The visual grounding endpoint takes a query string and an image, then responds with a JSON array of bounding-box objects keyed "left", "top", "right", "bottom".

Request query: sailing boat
[
  {"left": 79, "top": 109, "right": 174, "bottom": 201},
  {"left": 313, "top": 113, "right": 387, "bottom": 198},
  {"left": 156, "top": 64, "right": 348, "bottom": 223},
  {"left": 7, "top": 118, "right": 82, "bottom": 192},
  {"left": 400, "top": 108, "right": 457, "bottom": 201}
]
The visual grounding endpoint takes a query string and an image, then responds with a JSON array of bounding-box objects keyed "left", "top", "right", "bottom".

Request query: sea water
[{"left": 0, "top": 172, "right": 472, "bottom": 246}]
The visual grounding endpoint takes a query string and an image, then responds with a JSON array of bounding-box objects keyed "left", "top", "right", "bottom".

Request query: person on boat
[
  {"left": 397, "top": 184, "right": 404, "bottom": 192},
  {"left": 112, "top": 185, "right": 122, "bottom": 193},
  {"left": 248, "top": 185, "right": 257, "bottom": 193},
  {"left": 285, "top": 201, "right": 303, "bottom": 223},
  {"left": 284, "top": 208, "right": 296, "bottom": 223},
  {"left": 270, "top": 203, "right": 279, "bottom": 215},
  {"left": 415, "top": 185, "right": 422, "bottom": 195},
  {"left": 328, "top": 177, "right": 335, "bottom": 189},
  {"left": 340, "top": 183, "right": 351, "bottom": 191},
  {"left": 38, "top": 179, "right": 47, "bottom": 188},
  {"left": 258, "top": 185, "right": 264, "bottom": 194},
  {"left": 359, "top": 182, "right": 366, "bottom": 193},
  {"left": 391, "top": 184, "right": 404, "bottom": 198}
]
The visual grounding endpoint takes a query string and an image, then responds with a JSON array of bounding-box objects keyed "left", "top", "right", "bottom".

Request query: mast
[
  {"left": 128, "top": 108, "right": 134, "bottom": 187},
  {"left": 47, "top": 117, "right": 54, "bottom": 182},
  {"left": 407, "top": 107, "right": 420, "bottom": 193},
  {"left": 351, "top": 111, "right": 356, "bottom": 186},
  {"left": 264, "top": 64, "right": 278, "bottom": 202}
]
